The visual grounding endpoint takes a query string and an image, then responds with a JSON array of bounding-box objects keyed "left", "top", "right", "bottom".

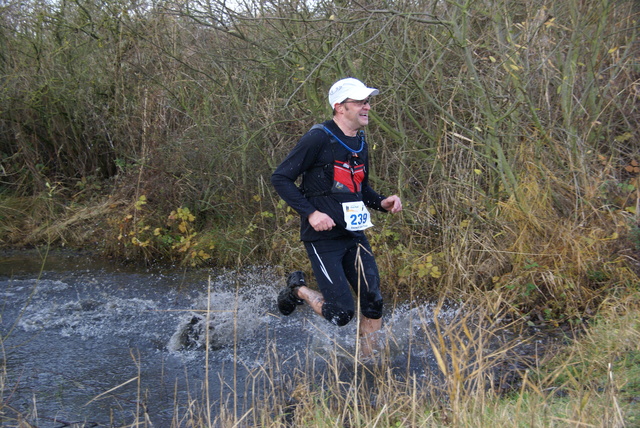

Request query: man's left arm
[
  {"left": 381, "top": 195, "right": 402, "bottom": 213},
  {"left": 360, "top": 147, "right": 402, "bottom": 213},
  {"left": 361, "top": 185, "right": 402, "bottom": 214}
]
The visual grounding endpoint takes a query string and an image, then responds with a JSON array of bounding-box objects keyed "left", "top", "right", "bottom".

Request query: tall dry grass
[
  {"left": 0, "top": 267, "right": 637, "bottom": 426},
  {"left": 0, "top": 0, "right": 639, "bottom": 424},
  {"left": 148, "top": 290, "right": 639, "bottom": 427}
]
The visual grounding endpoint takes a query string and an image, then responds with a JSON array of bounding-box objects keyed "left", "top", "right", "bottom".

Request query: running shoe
[{"left": 277, "top": 271, "right": 306, "bottom": 315}]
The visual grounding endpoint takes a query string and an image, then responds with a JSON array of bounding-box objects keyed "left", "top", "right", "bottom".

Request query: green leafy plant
[{"left": 114, "top": 196, "right": 212, "bottom": 266}]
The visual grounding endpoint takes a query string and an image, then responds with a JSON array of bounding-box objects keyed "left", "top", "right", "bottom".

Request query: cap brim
[{"left": 350, "top": 88, "right": 379, "bottom": 100}]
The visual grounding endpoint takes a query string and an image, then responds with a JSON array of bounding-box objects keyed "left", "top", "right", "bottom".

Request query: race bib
[{"left": 342, "top": 201, "right": 373, "bottom": 231}]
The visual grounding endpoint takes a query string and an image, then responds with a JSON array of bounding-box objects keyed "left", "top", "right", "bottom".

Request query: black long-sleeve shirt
[{"left": 271, "top": 119, "right": 387, "bottom": 242}]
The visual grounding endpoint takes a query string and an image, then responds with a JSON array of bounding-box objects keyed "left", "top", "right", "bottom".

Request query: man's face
[{"left": 340, "top": 98, "right": 371, "bottom": 128}]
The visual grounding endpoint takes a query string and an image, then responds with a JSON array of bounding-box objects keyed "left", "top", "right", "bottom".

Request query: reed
[
  {"left": 0, "top": 280, "right": 637, "bottom": 426},
  {"left": 157, "top": 290, "right": 638, "bottom": 427},
  {"left": 1, "top": 0, "right": 637, "bottom": 301},
  {"left": 0, "top": 0, "right": 639, "bottom": 424}
]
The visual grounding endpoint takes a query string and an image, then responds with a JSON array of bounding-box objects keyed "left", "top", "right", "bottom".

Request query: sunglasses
[{"left": 341, "top": 98, "right": 371, "bottom": 106}]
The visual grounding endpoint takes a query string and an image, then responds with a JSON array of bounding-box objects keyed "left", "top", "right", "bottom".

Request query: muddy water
[{"left": 0, "top": 249, "right": 540, "bottom": 427}]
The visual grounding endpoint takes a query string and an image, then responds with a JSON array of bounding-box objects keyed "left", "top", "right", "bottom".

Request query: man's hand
[
  {"left": 381, "top": 195, "right": 402, "bottom": 214},
  {"left": 308, "top": 210, "right": 336, "bottom": 232}
]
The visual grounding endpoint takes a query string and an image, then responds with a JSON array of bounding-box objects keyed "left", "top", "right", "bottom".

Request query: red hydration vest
[{"left": 301, "top": 124, "right": 366, "bottom": 197}]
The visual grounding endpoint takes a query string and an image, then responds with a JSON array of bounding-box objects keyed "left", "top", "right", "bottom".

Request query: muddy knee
[
  {"left": 322, "top": 302, "right": 355, "bottom": 326},
  {"left": 362, "top": 296, "right": 383, "bottom": 320}
]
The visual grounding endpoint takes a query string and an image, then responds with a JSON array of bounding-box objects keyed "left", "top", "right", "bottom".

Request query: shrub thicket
[{"left": 0, "top": 0, "right": 638, "bottom": 320}]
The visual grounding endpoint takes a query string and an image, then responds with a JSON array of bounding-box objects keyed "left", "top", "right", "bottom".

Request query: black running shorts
[{"left": 304, "top": 236, "right": 383, "bottom": 326}]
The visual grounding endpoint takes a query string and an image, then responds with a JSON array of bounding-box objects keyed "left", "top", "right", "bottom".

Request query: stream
[{"left": 0, "top": 249, "right": 545, "bottom": 427}]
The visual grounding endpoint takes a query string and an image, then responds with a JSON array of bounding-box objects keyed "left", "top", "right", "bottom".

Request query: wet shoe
[{"left": 277, "top": 271, "right": 306, "bottom": 316}]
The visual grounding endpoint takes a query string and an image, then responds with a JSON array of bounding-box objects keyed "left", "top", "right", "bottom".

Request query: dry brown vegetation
[
  {"left": 1, "top": 0, "right": 638, "bottom": 318},
  {"left": 0, "top": 0, "right": 639, "bottom": 425}
]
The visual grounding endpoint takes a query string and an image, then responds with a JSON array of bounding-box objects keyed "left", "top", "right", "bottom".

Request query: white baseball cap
[{"left": 328, "top": 78, "right": 379, "bottom": 108}]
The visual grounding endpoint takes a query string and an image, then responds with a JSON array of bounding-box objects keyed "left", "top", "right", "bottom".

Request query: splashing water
[{"left": 0, "top": 250, "right": 531, "bottom": 426}]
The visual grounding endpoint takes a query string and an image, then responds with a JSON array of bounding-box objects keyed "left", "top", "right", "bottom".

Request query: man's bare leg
[
  {"left": 295, "top": 286, "right": 324, "bottom": 316},
  {"left": 295, "top": 286, "right": 382, "bottom": 359},
  {"left": 359, "top": 316, "right": 382, "bottom": 335},
  {"left": 359, "top": 316, "right": 383, "bottom": 358}
]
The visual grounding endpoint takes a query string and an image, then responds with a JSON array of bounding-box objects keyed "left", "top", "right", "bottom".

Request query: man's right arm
[
  {"left": 271, "top": 131, "right": 323, "bottom": 219},
  {"left": 270, "top": 171, "right": 316, "bottom": 218},
  {"left": 308, "top": 210, "right": 335, "bottom": 232}
]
